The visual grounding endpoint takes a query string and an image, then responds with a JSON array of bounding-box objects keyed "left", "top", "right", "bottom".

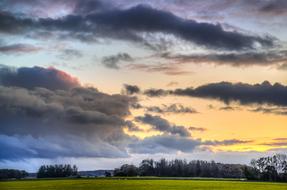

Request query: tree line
[
  {"left": 1, "top": 154, "right": 286, "bottom": 182},
  {"left": 0, "top": 169, "right": 28, "bottom": 180},
  {"left": 245, "top": 154, "right": 287, "bottom": 182},
  {"left": 114, "top": 159, "right": 246, "bottom": 178},
  {"left": 37, "top": 164, "right": 78, "bottom": 178},
  {"left": 114, "top": 154, "right": 287, "bottom": 182}
]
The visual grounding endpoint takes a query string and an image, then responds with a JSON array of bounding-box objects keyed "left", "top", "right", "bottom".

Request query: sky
[{"left": 0, "top": 0, "right": 286, "bottom": 172}]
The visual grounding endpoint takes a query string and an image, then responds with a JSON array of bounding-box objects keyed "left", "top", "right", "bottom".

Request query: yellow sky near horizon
[{"left": 125, "top": 95, "right": 287, "bottom": 153}]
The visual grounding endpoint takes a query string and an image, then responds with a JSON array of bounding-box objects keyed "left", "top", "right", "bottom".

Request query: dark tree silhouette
[
  {"left": 0, "top": 169, "right": 28, "bottom": 179},
  {"left": 114, "top": 159, "right": 245, "bottom": 178},
  {"left": 114, "top": 164, "right": 138, "bottom": 176},
  {"left": 248, "top": 154, "right": 287, "bottom": 182},
  {"left": 37, "top": 164, "right": 78, "bottom": 178},
  {"left": 113, "top": 155, "right": 287, "bottom": 182}
]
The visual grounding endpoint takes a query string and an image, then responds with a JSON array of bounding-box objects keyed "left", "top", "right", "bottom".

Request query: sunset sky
[{"left": 0, "top": 0, "right": 286, "bottom": 172}]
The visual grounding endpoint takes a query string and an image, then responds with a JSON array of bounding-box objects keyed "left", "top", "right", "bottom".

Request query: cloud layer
[
  {"left": 0, "top": 65, "right": 134, "bottom": 160},
  {"left": 160, "top": 50, "right": 287, "bottom": 67},
  {"left": 135, "top": 114, "right": 191, "bottom": 137},
  {"left": 137, "top": 81, "right": 287, "bottom": 107},
  {"left": 0, "top": 66, "right": 255, "bottom": 160},
  {"left": 0, "top": 65, "right": 80, "bottom": 90},
  {"left": 0, "top": 4, "right": 275, "bottom": 51}
]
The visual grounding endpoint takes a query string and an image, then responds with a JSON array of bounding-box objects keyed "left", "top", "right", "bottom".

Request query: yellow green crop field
[{"left": 1, "top": 178, "right": 286, "bottom": 190}]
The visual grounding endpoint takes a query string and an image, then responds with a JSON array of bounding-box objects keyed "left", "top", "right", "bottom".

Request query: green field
[
  {"left": 1, "top": 178, "right": 286, "bottom": 190},
  {"left": 0, "top": 179, "right": 287, "bottom": 190}
]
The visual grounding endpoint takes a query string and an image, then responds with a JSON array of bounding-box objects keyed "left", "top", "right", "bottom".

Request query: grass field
[{"left": 1, "top": 178, "right": 286, "bottom": 190}]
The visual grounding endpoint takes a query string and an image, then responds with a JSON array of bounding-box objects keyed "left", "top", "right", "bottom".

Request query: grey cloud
[
  {"left": 73, "top": 0, "right": 110, "bottom": 15},
  {"left": 145, "top": 104, "right": 198, "bottom": 114},
  {"left": 127, "top": 95, "right": 198, "bottom": 114},
  {"left": 57, "top": 49, "right": 83, "bottom": 60},
  {"left": 144, "top": 81, "right": 287, "bottom": 107},
  {"left": 258, "top": 0, "right": 287, "bottom": 15},
  {"left": 122, "top": 84, "right": 140, "bottom": 95},
  {"left": 126, "top": 63, "right": 191, "bottom": 75},
  {"left": 261, "top": 141, "right": 287, "bottom": 147},
  {"left": 0, "top": 87, "right": 133, "bottom": 160},
  {"left": 88, "top": 5, "right": 274, "bottom": 50},
  {"left": 0, "top": 65, "right": 80, "bottom": 90},
  {"left": 129, "top": 135, "right": 201, "bottom": 154},
  {"left": 0, "top": 86, "right": 132, "bottom": 136},
  {"left": 0, "top": 5, "right": 276, "bottom": 51},
  {"left": 129, "top": 134, "right": 249, "bottom": 154},
  {"left": 0, "top": 43, "right": 42, "bottom": 54},
  {"left": 130, "top": 102, "right": 143, "bottom": 109},
  {"left": 203, "top": 139, "right": 253, "bottom": 146},
  {"left": 160, "top": 50, "right": 287, "bottom": 67},
  {"left": 135, "top": 114, "right": 191, "bottom": 137},
  {"left": 249, "top": 106, "right": 287, "bottom": 116},
  {"left": 173, "top": 81, "right": 287, "bottom": 106},
  {"left": 102, "top": 53, "right": 133, "bottom": 69},
  {"left": 260, "top": 137, "right": 287, "bottom": 147},
  {"left": 0, "top": 11, "right": 34, "bottom": 34},
  {"left": 144, "top": 88, "right": 169, "bottom": 97},
  {"left": 0, "top": 135, "right": 130, "bottom": 160},
  {"left": 219, "top": 106, "right": 241, "bottom": 111},
  {"left": 125, "top": 120, "right": 143, "bottom": 132},
  {"left": 0, "top": 69, "right": 255, "bottom": 159},
  {"left": 0, "top": 65, "right": 135, "bottom": 160},
  {"left": 188, "top": 127, "right": 206, "bottom": 132},
  {"left": 0, "top": 0, "right": 110, "bottom": 17}
]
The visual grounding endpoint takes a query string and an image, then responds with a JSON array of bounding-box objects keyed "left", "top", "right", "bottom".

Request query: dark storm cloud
[
  {"left": 135, "top": 114, "right": 191, "bottom": 137},
  {"left": 0, "top": 43, "right": 41, "bottom": 54},
  {"left": 123, "top": 84, "right": 140, "bottom": 95},
  {"left": 0, "top": 65, "right": 80, "bottom": 90},
  {"left": 89, "top": 5, "right": 274, "bottom": 50},
  {"left": 0, "top": 5, "right": 276, "bottom": 50},
  {"left": 172, "top": 81, "right": 287, "bottom": 106},
  {"left": 102, "top": 53, "right": 133, "bottom": 69},
  {"left": 0, "top": 85, "right": 132, "bottom": 135},
  {"left": 0, "top": 12, "right": 34, "bottom": 34},
  {"left": 0, "top": 65, "right": 136, "bottom": 160},
  {"left": 142, "top": 81, "right": 287, "bottom": 107},
  {"left": 0, "top": 85, "right": 134, "bottom": 160},
  {"left": 160, "top": 50, "right": 287, "bottom": 67}
]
